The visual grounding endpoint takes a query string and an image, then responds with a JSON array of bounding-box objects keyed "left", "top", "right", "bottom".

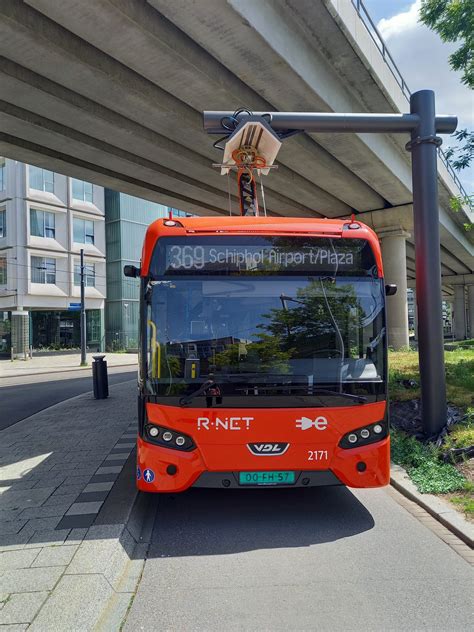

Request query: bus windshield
[{"left": 145, "top": 236, "right": 386, "bottom": 408}]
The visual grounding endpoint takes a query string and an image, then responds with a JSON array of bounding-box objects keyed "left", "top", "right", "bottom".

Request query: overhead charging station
[{"left": 203, "top": 90, "right": 458, "bottom": 437}]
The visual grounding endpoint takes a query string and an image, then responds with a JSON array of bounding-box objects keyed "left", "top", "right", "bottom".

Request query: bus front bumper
[{"left": 136, "top": 436, "right": 390, "bottom": 492}]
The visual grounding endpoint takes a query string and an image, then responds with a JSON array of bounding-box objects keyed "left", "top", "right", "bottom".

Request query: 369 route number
[{"left": 307, "top": 450, "right": 328, "bottom": 461}]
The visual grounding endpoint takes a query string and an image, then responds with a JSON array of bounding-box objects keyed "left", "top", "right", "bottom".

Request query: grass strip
[{"left": 389, "top": 348, "right": 473, "bottom": 517}]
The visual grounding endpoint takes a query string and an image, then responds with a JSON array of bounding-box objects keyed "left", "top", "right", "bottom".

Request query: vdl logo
[{"left": 247, "top": 443, "right": 289, "bottom": 456}]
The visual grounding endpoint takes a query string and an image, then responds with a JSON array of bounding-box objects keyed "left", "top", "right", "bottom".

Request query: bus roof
[{"left": 141, "top": 215, "right": 383, "bottom": 276}]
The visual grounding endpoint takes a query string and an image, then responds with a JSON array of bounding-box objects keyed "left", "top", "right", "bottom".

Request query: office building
[
  {"left": 0, "top": 158, "right": 106, "bottom": 356},
  {"left": 104, "top": 190, "right": 190, "bottom": 350}
]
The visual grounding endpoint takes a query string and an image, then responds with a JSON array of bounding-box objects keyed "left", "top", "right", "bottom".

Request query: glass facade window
[
  {"left": 0, "top": 258, "right": 6, "bottom": 284},
  {"left": 74, "top": 262, "right": 95, "bottom": 287},
  {"left": 0, "top": 209, "right": 5, "bottom": 238},
  {"left": 86, "top": 309, "right": 101, "bottom": 347},
  {"left": 0, "top": 311, "right": 10, "bottom": 354},
  {"left": 29, "top": 165, "right": 54, "bottom": 193},
  {"left": 30, "top": 209, "right": 55, "bottom": 238},
  {"left": 31, "top": 310, "right": 102, "bottom": 351},
  {"left": 0, "top": 158, "right": 5, "bottom": 191},
  {"left": 104, "top": 190, "right": 193, "bottom": 352},
  {"left": 72, "top": 179, "right": 93, "bottom": 203},
  {"left": 31, "top": 256, "right": 56, "bottom": 284},
  {"left": 73, "top": 218, "right": 94, "bottom": 244},
  {"left": 170, "top": 208, "right": 193, "bottom": 218}
]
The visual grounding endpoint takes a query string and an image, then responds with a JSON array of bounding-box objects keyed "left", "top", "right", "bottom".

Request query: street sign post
[{"left": 80, "top": 248, "right": 87, "bottom": 366}]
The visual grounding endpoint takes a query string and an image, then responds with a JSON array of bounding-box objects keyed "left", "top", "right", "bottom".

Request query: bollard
[{"left": 92, "top": 354, "right": 109, "bottom": 399}]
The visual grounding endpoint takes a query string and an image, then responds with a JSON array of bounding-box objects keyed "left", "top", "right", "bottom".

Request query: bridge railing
[
  {"left": 351, "top": 0, "right": 410, "bottom": 101},
  {"left": 351, "top": 0, "right": 470, "bottom": 205}
]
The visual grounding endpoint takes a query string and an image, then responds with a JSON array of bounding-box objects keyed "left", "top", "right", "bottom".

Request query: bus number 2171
[{"left": 308, "top": 450, "right": 328, "bottom": 461}]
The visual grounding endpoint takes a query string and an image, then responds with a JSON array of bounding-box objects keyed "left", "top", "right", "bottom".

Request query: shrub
[
  {"left": 391, "top": 429, "right": 466, "bottom": 494},
  {"left": 409, "top": 461, "right": 465, "bottom": 494}
]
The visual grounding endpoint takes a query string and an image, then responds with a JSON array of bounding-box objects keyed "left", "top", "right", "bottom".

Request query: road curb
[
  {"left": 390, "top": 463, "right": 473, "bottom": 548},
  {"left": 94, "top": 490, "right": 157, "bottom": 631}
]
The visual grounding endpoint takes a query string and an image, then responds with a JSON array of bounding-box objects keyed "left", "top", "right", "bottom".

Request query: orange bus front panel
[{"left": 136, "top": 401, "right": 390, "bottom": 492}]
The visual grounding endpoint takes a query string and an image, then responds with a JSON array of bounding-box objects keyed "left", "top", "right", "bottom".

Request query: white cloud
[
  {"left": 378, "top": 0, "right": 421, "bottom": 39},
  {"left": 378, "top": 1, "right": 473, "bottom": 188}
]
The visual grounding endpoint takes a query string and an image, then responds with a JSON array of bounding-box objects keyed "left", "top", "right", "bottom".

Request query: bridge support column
[
  {"left": 468, "top": 285, "right": 474, "bottom": 339},
  {"left": 380, "top": 228, "right": 409, "bottom": 350},
  {"left": 453, "top": 285, "right": 467, "bottom": 340},
  {"left": 442, "top": 298, "right": 452, "bottom": 338}
]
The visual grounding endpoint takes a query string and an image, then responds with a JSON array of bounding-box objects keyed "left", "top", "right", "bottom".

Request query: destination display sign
[{"left": 151, "top": 237, "right": 376, "bottom": 277}]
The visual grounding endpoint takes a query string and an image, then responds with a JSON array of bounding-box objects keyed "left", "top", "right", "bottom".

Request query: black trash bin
[{"left": 92, "top": 354, "right": 109, "bottom": 399}]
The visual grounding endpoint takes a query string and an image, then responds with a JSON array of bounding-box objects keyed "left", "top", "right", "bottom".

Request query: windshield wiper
[
  {"left": 312, "top": 388, "right": 367, "bottom": 404},
  {"left": 179, "top": 380, "right": 222, "bottom": 407},
  {"left": 368, "top": 327, "right": 386, "bottom": 352}
]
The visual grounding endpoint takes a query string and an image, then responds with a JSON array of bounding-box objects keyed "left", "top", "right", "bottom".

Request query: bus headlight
[
  {"left": 339, "top": 421, "right": 388, "bottom": 449},
  {"left": 144, "top": 424, "right": 195, "bottom": 451}
]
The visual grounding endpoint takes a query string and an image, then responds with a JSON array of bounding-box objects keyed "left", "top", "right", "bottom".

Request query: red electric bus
[{"left": 126, "top": 215, "right": 391, "bottom": 492}]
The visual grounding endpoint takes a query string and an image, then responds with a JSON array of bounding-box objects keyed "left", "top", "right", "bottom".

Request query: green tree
[
  {"left": 420, "top": 0, "right": 473, "bottom": 220},
  {"left": 213, "top": 280, "right": 366, "bottom": 375},
  {"left": 445, "top": 129, "right": 474, "bottom": 170},
  {"left": 420, "top": 0, "right": 473, "bottom": 89},
  {"left": 259, "top": 280, "right": 363, "bottom": 360},
  {"left": 214, "top": 335, "right": 293, "bottom": 374}
]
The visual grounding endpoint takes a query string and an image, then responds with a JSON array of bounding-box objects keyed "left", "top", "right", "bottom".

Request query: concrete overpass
[{"left": 0, "top": 0, "right": 472, "bottom": 346}]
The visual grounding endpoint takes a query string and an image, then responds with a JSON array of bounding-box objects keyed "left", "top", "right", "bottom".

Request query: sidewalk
[
  {"left": 1, "top": 381, "right": 471, "bottom": 629},
  {"left": 0, "top": 380, "right": 144, "bottom": 629},
  {"left": 0, "top": 353, "right": 138, "bottom": 379}
]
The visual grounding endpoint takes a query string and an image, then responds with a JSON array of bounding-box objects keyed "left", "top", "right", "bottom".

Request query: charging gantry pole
[{"left": 203, "top": 90, "right": 457, "bottom": 437}]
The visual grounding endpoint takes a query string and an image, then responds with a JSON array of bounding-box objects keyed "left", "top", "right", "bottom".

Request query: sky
[{"left": 363, "top": 0, "right": 473, "bottom": 191}]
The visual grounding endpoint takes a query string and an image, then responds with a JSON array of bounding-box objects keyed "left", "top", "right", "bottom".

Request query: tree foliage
[
  {"left": 420, "top": 1, "right": 473, "bottom": 219},
  {"left": 420, "top": 0, "right": 474, "bottom": 89},
  {"left": 213, "top": 280, "right": 367, "bottom": 376},
  {"left": 259, "top": 281, "right": 362, "bottom": 359},
  {"left": 214, "top": 334, "right": 293, "bottom": 375},
  {"left": 444, "top": 128, "right": 474, "bottom": 170}
]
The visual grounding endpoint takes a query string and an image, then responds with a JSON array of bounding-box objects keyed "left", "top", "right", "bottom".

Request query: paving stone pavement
[{"left": 0, "top": 380, "right": 137, "bottom": 628}]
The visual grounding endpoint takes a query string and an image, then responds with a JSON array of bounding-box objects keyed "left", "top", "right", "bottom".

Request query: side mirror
[
  {"left": 124, "top": 265, "right": 141, "bottom": 278},
  {"left": 385, "top": 284, "right": 397, "bottom": 296}
]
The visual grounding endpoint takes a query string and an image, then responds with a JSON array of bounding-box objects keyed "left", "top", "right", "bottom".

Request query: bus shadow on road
[{"left": 146, "top": 485, "right": 374, "bottom": 557}]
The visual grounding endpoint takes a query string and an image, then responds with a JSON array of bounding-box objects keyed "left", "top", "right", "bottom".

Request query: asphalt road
[
  {"left": 125, "top": 485, "right": 473, "bottom": 631},
  {"left": 0, "top": 367, "right": 137, "bottom": 430}
]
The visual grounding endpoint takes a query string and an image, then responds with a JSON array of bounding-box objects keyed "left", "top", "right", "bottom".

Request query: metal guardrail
[{"left": 351, "top": 0, "right": 470, "bottom": 205}]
